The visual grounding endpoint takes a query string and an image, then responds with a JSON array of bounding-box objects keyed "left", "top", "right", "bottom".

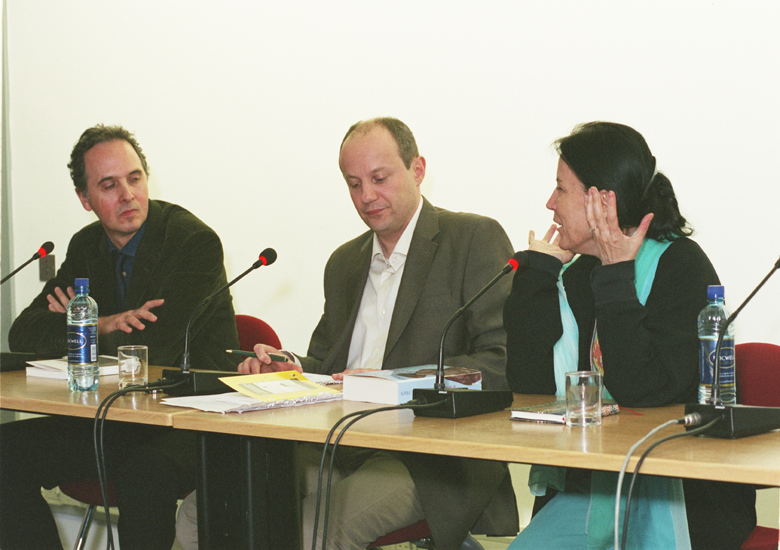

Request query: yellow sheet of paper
[{"left": 220, "top": 370, "right": 341, "bottom": 403}]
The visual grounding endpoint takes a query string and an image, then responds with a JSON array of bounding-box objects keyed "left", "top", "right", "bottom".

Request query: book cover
[
  {"left": 25, "top": 356, "right": 119, "bottom": 379},
  {"left": 342, "top": 365, "right": 482, "bottom": 405},
  {"left": 510, "top": 399, "right": 619, "bottom": 424}
]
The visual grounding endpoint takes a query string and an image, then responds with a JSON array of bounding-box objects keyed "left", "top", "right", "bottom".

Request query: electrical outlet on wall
[{"left": 39, "top": 254, "right": 55, "bottom": 281}]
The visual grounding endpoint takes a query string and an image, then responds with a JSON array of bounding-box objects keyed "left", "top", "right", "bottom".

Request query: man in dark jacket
[{"left": 0, "top": 124, "right": 239, "bottom": 550}]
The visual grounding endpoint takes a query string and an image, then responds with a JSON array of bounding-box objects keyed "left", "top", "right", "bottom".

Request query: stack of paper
[{"left": 161, "top": 371, "right": 342, "bottom": 413}]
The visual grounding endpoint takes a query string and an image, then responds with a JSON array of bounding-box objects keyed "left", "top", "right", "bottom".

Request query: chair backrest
[
  {"left": 735, "top": 342, "right": 780, "bottom": 407},
  {"left": 60, "top": 478, "right": 117, "bottom": 506},
  {"left": 235, "top": 314, "right": 282, "bottom": 352}
]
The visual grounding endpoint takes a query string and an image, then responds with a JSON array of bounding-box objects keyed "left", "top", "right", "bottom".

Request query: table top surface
[
  {"left": 0, "top": 366, "right": 187, "bottom": 426},
  {"left": 3, "top": 368, "right": 780, "bottom": 485},
  {"left": 171, "top": 394, "right": 780, "bottom": 486}
]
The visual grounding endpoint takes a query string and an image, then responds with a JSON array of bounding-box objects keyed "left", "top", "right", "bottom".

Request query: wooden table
[
  {"left": 4, "top": 371, "right": 780, "bottom": 549},
  {"left": 174, "top": 394, "right": 780, "bottom": 485},
  {"left": 0, "top": 366, "right": 187, "bottom": 426},
  {"left": 0, "top": 367, "right": 303, "bottom": 550},
  {"left": 172, "top": 394, "right": 780, "bottom": 549}
]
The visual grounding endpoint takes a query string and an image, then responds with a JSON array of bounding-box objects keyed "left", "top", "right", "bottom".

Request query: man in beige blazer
[{"left": 178, "top": 117, "right": 519, "bottom": 550}]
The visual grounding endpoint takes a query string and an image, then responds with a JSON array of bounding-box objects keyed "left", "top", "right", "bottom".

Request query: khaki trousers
[{"left": 176, "top": 443, "right": 425, "bottom": 550}]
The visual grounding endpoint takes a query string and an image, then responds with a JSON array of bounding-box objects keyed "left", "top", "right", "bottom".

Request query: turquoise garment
[
  {"left": 552, "top": 255, "right": 581, "bottom": 396},
  {"left": 513, "top": 475, "right": 688, "bottom": 550},
  {"left": 524, "top": 239, "right": 691, "bottom": 549},
  {"left": 588, "top": 470, "right": 689, "bottom": 550},
  {"left": 507, "top": 490, "right": 591, "bottom": 550},
  {"left": 527, "top": 256, "right": 580, "bottom": 498}
]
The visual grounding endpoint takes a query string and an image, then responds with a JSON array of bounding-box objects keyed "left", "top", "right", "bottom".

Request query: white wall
[
  {"left": 3, "top": 0, "right": 780, "bottom": 534},
  {"left": 4, "top": 0, "right": 780, "bottom": 354}
]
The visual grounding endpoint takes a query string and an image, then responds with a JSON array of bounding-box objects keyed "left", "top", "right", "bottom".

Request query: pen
[{"left": 225, "top": 349, "right": 290, "bottom": 362}]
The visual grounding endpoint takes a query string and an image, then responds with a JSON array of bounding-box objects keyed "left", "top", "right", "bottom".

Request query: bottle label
[
  {"left": 699, "top": 337, "right": 735, "bottom": 386},
  {"left": 67, "top": 324, "right": 98, "bottom": 364}
]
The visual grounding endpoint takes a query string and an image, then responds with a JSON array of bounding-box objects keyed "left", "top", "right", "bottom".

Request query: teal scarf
[{"left": 528, "top": 240, "right": 691, "bottom": 549}]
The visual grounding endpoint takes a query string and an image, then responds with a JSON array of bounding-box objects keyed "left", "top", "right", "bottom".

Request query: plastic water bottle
[
  {"left": 67, "top": 278, "right": 99, "bottom": 392},
  {"left": 698, "top": 285, "right": 736, "bottom": 404}
]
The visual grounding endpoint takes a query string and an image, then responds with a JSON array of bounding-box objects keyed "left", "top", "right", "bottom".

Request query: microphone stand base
[
  {"left": 161, "top": 369, "right": 243, "bottom": 396},
  {"left": 684, "top": 402, "right": 780, "bottom": 438},
  {"left": 412, "top": 388, "right": 514, "bottom": 418}
]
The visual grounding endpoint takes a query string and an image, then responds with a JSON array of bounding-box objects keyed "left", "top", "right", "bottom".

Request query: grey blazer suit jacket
[{"left": 300, "top": 197, "right": 519, "bottom": 548}]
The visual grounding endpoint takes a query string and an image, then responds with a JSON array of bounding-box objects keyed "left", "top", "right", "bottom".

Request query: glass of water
[
  {"left": 565, "top": 370, "right": 602, "bottom": 427},
  {"left": 118, "top": 345, "right": 148, "bottom": 389}
]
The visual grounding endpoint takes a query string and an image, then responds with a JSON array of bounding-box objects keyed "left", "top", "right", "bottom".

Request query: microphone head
[
  {"left": 506, "top": 251, "right": 529, "bottom": 271},
  {"left": 35, "top": 241, "right": 55, "bottom": 259},
  {"left": 256, "top": 248, "right": 277, "bottom": 267}
]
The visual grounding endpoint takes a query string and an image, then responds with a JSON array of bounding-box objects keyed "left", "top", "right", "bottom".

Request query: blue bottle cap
[
  {"left": 74, "top": 278, "right": 89, "bottom": 288},
  {"left": 707, "top": 285, "right": 724, "bottom": 300}
]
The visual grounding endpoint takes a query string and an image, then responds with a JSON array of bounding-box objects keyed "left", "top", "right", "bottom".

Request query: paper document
[{"left": 161, "top": 371, "right": 342, "bottom": 413}]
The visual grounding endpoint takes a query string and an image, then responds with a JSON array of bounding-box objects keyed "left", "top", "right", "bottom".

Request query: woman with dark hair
[{"left": 503, "top": 122, "right": 755, "bottom": 549}]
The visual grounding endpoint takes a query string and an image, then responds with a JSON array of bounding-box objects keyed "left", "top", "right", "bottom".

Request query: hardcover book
[{"left": 342, "top": 365, "right": 482, "bottom": 405}]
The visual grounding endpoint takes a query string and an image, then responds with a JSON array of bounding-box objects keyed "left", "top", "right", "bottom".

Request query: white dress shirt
[{"left": 346, "top": 200, "right": 423, "bottom": 371}]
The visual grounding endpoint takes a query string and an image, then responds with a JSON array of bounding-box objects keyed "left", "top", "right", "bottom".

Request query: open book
[
  {"left": 26, "top": 356, "right": 119, "bottom": 380},
  {"left": 160, "top": 371, "right": 342, "bottom": 413}
]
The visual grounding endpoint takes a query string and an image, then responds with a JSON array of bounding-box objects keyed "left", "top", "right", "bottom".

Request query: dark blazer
[
  {"left": 9, "top": 200, "right": 239, "bottom": 370},
  {"left": 300, "top": 197, "right": 519, "bottom": 549}
]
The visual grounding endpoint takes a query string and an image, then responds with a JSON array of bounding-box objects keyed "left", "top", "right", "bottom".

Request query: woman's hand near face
[
  {"left": 529, "top": 224, "right": 575, "bottom": 265},
  {"left": 585, "top": 187, "right": 653, "bottom": 264}
]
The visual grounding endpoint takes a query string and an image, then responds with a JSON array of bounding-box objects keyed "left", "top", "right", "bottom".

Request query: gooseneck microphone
[
  {"left": 685, "top": 255, "right": 780, "bottom": 438},
  {"left": 180, "top": 248, "right": 277, "bottom": 373},
  {"left": 0, "top": 241, "right": 54, "bottom": 285},
  {"left": 434, "top": 251, "right": 528, "bottom": 390},
  {"left": 162, "top": 248, "right": 277, "bottom": 396},
  {"left": 709, "top": 256, "right": 780, "bottom": 405},
  {"left": 414, "top": 251, "right": 527, "bottom": 418}
]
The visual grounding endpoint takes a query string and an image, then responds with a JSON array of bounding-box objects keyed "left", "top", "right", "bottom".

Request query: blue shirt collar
[{"left": 107, "top": 222, "right": 146, "bottom": 257}]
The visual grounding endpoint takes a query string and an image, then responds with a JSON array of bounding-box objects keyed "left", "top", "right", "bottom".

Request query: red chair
[
  {"left": 736, "top": 342, "right": 780, "bottom": 550},
  {"left": 741, "top": 526, "right": 780, "bottom": 550},
  {"left": 59, "top": 480, "right": 118, "bottom": 550},
  {"left": 235, "top": 314, "right": 282, "bottom": 351},
  {"left": 368, "top": 520, "right": 484, "bottom": 550},
  {"left": 60, "top": 315, "right": 282, "bottom": 550}
]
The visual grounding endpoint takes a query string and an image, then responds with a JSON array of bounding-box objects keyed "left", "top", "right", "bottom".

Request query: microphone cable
[
  {"left": 614, "top": 412, "right": 718, "bottom": 550},
  {"left": 92, "top": 377, "right": 186, "bottom": 550},
  {"left": 311, "top": 397, "right": 446, "bottom": 550}
]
